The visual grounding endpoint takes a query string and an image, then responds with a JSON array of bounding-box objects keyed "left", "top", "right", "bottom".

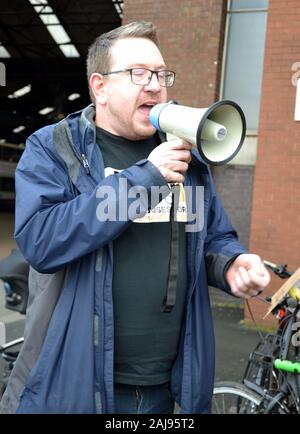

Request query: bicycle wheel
[
  {"left": 0, "top": 380, "right": 6, "bottom": 399},
  {"left": 212, "top": 381, "right": 262, "bottom": 414}
]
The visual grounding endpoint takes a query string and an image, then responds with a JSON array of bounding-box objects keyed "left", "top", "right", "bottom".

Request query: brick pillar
[{"left": 247, "top": 0, "right": 300, "bottom": 327}]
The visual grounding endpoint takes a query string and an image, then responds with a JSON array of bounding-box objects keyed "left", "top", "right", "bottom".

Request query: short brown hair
[{"left": 86, "top": 21, "right": 159, "bottom": 103}]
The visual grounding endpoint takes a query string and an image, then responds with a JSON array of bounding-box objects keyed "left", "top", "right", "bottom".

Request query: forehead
[{"left": 109, "top": 37, "right": 166, "bottom": 69}]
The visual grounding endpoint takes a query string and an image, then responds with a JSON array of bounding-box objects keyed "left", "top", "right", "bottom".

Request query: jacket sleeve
[
  {"left": 14, "top": 131, "right": 168, "bottom": 274},
  {"left": 204, "top": 170, "right": 247, "bottom": 293}
]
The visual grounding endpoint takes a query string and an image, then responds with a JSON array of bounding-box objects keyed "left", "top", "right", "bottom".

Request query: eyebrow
[{"left": 126, "top": 63, "right": 168, "bottom": 70}]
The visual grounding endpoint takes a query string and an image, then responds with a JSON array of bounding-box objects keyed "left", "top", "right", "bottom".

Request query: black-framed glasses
[{"left": 101, "top": 68, "right": 175, "bottom": 87}]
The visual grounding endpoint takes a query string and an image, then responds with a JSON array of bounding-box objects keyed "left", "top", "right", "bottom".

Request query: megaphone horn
[{"left": 149, "top": 100, "right": 246, "bottom": 165}]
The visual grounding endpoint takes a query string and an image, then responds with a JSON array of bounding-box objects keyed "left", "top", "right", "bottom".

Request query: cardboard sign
[{"left": 264, "top": 266, "right": 300, "bottom": 318}]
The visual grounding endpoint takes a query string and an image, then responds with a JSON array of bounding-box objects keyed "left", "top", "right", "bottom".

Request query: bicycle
[
  {"left": 212, "top": 261, "right": 300, "bottom": 414},
  {"left": 0, "top": 248, "right": 28, "bottom": 397}
]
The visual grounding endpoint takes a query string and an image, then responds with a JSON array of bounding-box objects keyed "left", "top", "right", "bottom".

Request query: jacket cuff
[
  {"left": 222, "top": 253, "right": 244, "bottom": 295},
  {"left": 206, "top": 252, "right": 245, "bottom": 294}
]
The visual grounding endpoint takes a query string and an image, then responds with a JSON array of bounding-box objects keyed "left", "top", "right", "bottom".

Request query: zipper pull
[{"left": 81, "top": 154, "right": 90, "bottom": 175}]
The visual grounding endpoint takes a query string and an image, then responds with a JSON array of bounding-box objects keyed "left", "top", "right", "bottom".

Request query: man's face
[{"left": 96, "top": 37, "right": 168, "bottom": 140}]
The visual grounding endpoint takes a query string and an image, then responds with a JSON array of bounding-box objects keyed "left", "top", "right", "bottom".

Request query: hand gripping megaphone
[{"left": 149, "top": 100, "right": 246, "bottom": 165}]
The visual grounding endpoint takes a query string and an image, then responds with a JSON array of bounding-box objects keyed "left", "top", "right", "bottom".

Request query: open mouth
[{"left": 138, "top": 102, "right": 156, "bottom": 117}]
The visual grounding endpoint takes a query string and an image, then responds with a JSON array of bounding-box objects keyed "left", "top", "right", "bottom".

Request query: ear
[{"left": 89, "top": 73, "right": 107, "bottom": 105}]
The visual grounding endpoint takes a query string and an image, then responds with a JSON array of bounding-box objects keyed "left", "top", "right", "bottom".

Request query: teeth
[{"left": 139, "top": 103, "right": 155, "bottom": 108}]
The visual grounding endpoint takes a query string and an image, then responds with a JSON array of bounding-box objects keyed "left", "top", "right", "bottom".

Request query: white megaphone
[{"left": 149, "top": 100, "right": 246, "bottom": 165}]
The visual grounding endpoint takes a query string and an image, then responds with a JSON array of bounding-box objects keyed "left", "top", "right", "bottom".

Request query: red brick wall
[
  {"left": 247, "top": 0, "right": 300, "bottom": 326},
  {"left": 123, "top": 0, "right": 227, "bottom": 107}
]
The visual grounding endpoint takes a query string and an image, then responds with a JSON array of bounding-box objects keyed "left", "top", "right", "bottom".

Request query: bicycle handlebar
[
  {"left": 263, "top": 260, "right": 293, "bottom": 279},
  {"left": 263, "top": 260, "right": 300, "bottom": 312},
  {"left": 274, "top": 359, "right": 300, "bottom": 375}
]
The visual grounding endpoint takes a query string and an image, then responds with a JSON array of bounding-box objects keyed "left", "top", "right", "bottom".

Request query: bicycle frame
[{"left": 243, "top": 296, "right": 300, "bottom": 413}]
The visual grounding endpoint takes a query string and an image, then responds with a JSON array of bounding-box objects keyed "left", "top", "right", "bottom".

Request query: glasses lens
[
  {"left": 159, "top": 71, "right": 175, "bottom": 87},
  {"left": 130, "top": 69, "right": 175, "bottom": 87},
  {"left": 131, "top": 69, "right": 150, "bottom": 85}
]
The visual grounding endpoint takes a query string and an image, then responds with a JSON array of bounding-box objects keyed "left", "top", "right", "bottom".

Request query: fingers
[
  {"left": 157, "top": 158, "right": 190, "bottom": 182},
  {"left": 169, "top": 150, "right": 192, "bottom": 164},
  {"left": 227, "top": 254, "right": 271, "bottom": 300},
  {"left": 164, "top": 160, "right": 189, "bottom": 173},
  {"left": 230, "top": 266, "right": 270, "bottom": 299},
  {"left": 160, "top": 168, "right": 185, "bottom": 183},
  {"left": 247, "top": 268, "right": 270, "bottom": 288},
  {"left": 160, "top": 141, "right": 192, "bottom": 164},
  {"left": 147, "top": 139, "right": 193, "bottom": 183},
  {"left": 230, "top": 268, "right": 257, "bottom": 299},
  {"left": 167, "top": 139, "right": 193, "bottom": 151}
]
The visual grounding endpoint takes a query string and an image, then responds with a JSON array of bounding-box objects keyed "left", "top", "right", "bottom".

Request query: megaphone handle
[{"left": 166, "top": 132, "right": 179, "bottom": 141}]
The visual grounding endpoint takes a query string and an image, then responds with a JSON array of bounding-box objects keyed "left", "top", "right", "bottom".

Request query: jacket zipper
[
  {"left": 185, "top": 170, "right": 202, "bottom": 305},
  {"left": 64, "top": 123, "right": 91, "bottom": 175},
  {"left": 81, "top": 153, "right": 90, "bottom": 174}
]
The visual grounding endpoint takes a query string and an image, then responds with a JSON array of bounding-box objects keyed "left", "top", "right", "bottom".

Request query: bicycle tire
[
  {"left": 0, "top": 380, "right": 6, "bottom": 399},
  {"left": 212, "top": 381, "right": 262, "bottom": 414}
]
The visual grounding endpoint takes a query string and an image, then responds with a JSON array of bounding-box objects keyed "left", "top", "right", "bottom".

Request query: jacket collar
[{"left": 79, "top": 104, "right": 96, "bottom": 135}]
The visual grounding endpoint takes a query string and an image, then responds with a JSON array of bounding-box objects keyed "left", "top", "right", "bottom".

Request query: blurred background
[{"left": 0, "top": 0, "right": 299, "bottom": 326}]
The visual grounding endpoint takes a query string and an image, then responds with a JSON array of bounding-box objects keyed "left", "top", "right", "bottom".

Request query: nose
[{"left": 144, "top": 72, "right": 161, "bottom": 92}]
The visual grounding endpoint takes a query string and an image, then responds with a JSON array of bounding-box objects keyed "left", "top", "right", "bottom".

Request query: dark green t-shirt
[{"left": 96, "top": 127, "right": 187, "bottom": 385}]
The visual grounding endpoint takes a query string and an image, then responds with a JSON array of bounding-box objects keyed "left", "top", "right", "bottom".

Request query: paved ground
[{"left": 213, "top": 305, "right": 260, "bottom": 382}]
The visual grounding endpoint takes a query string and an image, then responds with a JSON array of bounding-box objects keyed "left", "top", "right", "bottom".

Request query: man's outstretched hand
[{"left": 226, "top": 254, "right": 271, "bottom": 299}]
